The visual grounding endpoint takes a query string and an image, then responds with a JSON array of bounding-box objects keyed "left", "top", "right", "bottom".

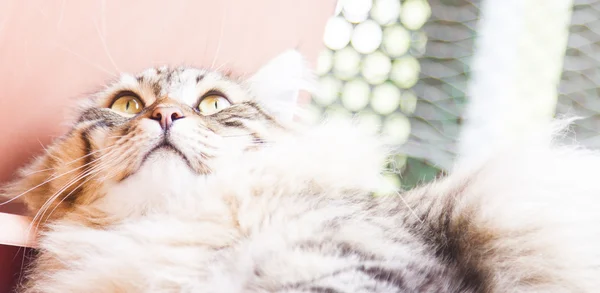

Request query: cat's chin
[
  {"left": 133, "top": 148, "right": 200, "bottom": 185},
  {"left": 139, "top": 141, "right": 193, "bottom": 170},
  {"left": 98, "top": 149, "right": 203, "bottom": 217}
]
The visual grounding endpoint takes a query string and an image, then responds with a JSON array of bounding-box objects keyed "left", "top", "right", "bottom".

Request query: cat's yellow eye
[
  {"left": 110, "top": 95, "right": 143, "bottom": 115},
  {"left": 198, "top": 95, "right": 232, "bottom": 115}
]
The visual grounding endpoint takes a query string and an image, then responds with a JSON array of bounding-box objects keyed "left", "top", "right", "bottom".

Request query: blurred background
[
  {"left": 0, "top": 0, "right": 598, "bottom": 205},
  {"left": 310, "top": 0, "right": 595, "bottom": 190}
]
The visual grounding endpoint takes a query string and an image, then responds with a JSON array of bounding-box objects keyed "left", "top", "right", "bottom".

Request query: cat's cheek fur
[{"left": 136, "top": 118, "right": 163, "bottom": 135}]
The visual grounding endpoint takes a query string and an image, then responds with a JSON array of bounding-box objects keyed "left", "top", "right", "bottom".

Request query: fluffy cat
[{"left": 4, "top": 50, "right": 600, "bottom": 293}]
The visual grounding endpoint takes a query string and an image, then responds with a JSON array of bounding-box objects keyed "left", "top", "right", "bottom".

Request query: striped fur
[
  {"left": 4, "top": 51, "right": 600, "bottom": 292},
  {"left": 5, "top": 65, "right": 287, "bottom": 224}
]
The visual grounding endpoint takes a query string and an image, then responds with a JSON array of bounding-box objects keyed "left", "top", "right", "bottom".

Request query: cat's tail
[{"left": 404, "top": 118, "right": 600, "bottom": 292}]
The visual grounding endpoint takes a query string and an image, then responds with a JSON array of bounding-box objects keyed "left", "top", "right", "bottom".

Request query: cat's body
[{"left": 5, "top": 51, "right": 600, "bottom": 292}]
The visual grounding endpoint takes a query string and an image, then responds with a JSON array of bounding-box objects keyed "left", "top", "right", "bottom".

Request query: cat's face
[
  {"left": 83, "top": 67, "right": 277, "bottom": 180},
  {"left": 5, "top": 50, "right": 309, "bottom": 221}
]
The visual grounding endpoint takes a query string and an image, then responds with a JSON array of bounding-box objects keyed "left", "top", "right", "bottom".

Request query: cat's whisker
[
  {"left": 212, "top": 59, "right": 232, "bottom": 74},
  {"left": 43, "top": 169, "right": 107, "bottom": 226},
  {"left": 21, "top": 166, "right": 59, "bottom": 177},
  {"left": 392, "top": 189, "right": 424, "bottom": 224},
  {"left": 54, "top": 144, "right": 117, "bottom": 168},
  {"left": 28, "top": 172, "right": 91, "bottom": 240},
  {"left": 63, "top": 145, "right": 118, "bottom": 165},
  {"left": 67, "top": 143, "right": 119, "bottom": 164},
  {"left": 2, "top": 150, "right": 115, "bottom": 206},
  {"left": 37, "top": 139, "right": 62, "bottom": 162},
  {"left": 55, "top": 42, "right": 118, "bottom": 78},
  {"left": 55, "top": 0, "right": 66, "bottom": 30},
  {"left": 220, "top": 134, "right": 255, "bottom": 138},
  {"left": 89, "top": 149, "right": 133, "bottom": 183},
  {"left": 29, "top": 158, "right": 116, "bottom": 236},
  {"left": 381, "top": 168, "right": 401, "bottom": 174},
  {"left": 100, "top": 0, "right": 107, "bottom": 36},
  {"left": 94, "top": 167, "right": 116, "bottom": 183},
  {"left": 85, "top": 141, "right": 145, "bottom": 183},
  {"left": 31, "top": 156, "right": 115, "bottom": 220},
  {"left": 14, "top": 149, "right": 117, "bottom": 276},
  {"left": 93, "top": 17, "right": 121, "bottom": 73},
  {"left": 94, "top": 162, "right": 123, "bottom": 183},
  {"left": 210, "top": 8, "right": 227, "bottom": 70},
  {"left": 248, "top": 145, "right": 271, "bottom": 149},
  {"left": 20, "top": 145, "right": 118, "bottom": 177}
]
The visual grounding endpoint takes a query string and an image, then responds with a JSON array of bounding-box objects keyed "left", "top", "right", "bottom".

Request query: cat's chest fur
[
  {"left": 34, "top": 186, "right": 457, "bottom": 293},
  {"left": 21, "top": 117, "right": 600, "bottom": 292}
]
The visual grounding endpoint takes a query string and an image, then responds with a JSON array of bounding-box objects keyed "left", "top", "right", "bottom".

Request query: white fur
[
  {"left": 29, "top": 119, "right": 388, "bottom": 293},
  {"left": 247, "top": 50, "right": 316, "bottom": 122},
  {"left": 438, "top": 119, "right": 600, "bottom": 291}
]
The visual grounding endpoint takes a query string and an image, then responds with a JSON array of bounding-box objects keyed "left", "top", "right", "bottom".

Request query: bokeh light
[
  {"left": 315, "top": 49, "right": 333, "bottom": 75},
  {"left": 362, "top": 51, "right": 392, "bottom": 84},
  {"left": 343, "top": 0, "right": 373, "bottom": 23},
  {"left": 333, "top": 46, "right": 361, "bottom": 80},
  {"left": 371, "top": 0, "right": 401, "bottom": 26},
  {"left": 351, "top": 20, "right": 383, "bottom": 54},
  {"left": 323, "top": 16, "right": 353, "bottom": 50},
  {"left": 341, "top": 79, "right": 371, "bottom": 111},
  {"left": 314, "top": 75, "right": 342, "bottom": 106},
  {"left": 382, "top": 113, "right": 411, "bottom": 144},
  {"left": 315, "top": 0, "right": 434, "bottom": 190},
  {"left": 325, "top": 104, "right": 353, "bottom": 120},
  {"left": 390, "top": 56, "right": 420, "bottom": 88},
  {"left": 400, "top": 0, "right": 431, "bottom": 30},
  {"left": 357, "top": 110, "right": 382, "bottom": 134},
  {"left": 371, "top": 82, "right": 401, "bottom": 115},
  {"left": 383, "top": 25, "right": 411, "bottom": 57}
]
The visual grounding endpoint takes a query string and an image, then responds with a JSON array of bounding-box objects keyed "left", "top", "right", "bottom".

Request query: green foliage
[{"left": 400, "top": 158, "right": 443, "bottom": 190}]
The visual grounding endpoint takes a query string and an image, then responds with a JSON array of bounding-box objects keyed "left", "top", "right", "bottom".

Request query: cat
[{"left": 3, "top": 50, "right": 600, "bottom": 293}]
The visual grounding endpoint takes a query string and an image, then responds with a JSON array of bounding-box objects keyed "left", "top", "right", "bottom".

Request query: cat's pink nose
[{"left": 151, "top": 107, "right": 184, "bottom": 130}]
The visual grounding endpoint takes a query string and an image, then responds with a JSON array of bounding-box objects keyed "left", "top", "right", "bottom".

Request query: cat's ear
[{"left": 247, "top": 50, "right": 315, "bottom": 122}]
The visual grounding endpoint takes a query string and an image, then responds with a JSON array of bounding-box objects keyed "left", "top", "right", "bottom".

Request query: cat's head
[{"left": 4, "top": 50, "right": 313, "bottom": 222}]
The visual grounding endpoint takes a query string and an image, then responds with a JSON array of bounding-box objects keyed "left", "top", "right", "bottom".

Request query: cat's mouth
[
  {"left": 117, "top": 139, "right": 202, "bottom": 182},
  {"left": 141, "top": 140, "right": 194, "bottom": 170}
]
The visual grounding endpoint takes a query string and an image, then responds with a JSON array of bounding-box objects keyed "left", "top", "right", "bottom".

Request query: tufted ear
[{"left": 247, "top": 50, "right": 315, "bottom": 122}]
